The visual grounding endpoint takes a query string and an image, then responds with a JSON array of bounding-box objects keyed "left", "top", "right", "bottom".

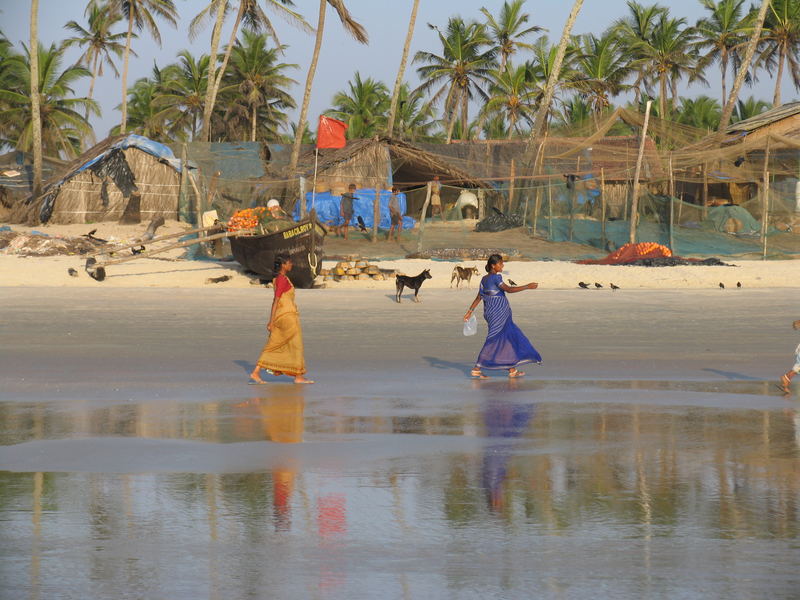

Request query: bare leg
[
  {"left": 781, "top": 370, "right": 796, "bottom": 391},
  {"left": 249, "top": 366, "right": 266, "bottom": 383},
  {"left": 294, "top": 375, "right": 314, "bottom": 384}
]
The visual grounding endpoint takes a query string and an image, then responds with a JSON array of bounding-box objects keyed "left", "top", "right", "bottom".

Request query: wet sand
[{"left": 1, "top": 287, "right": 799, "bottom": 599}]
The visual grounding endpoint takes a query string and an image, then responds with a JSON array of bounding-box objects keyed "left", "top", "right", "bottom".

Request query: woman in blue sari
[{"left": 464, "top": 254, "right": 542, "bottom": 379}]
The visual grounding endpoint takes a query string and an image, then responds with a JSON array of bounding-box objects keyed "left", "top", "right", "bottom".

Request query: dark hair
[
  {"left": 485, "top": 253, "right": 503, "bottom": 273},
  {"left": 274, "top": 254, "right": 291, "bottom": 273}
]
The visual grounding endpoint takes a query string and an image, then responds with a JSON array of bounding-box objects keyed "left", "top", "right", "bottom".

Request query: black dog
[
  {"left": 396, "top": 269, "right": 432, "bottom": 303},
  {"left": 450, "top": 265, "right": 479, "bottom": 288}
]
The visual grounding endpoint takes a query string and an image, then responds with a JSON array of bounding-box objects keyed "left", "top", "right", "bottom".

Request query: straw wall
[{"left": 48, "top": 148, "right": 180, "bottom": 224}]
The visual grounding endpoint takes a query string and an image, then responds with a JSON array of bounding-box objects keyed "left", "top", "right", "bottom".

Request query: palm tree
[
  {"left": 552, "top": 95, "right": 594, "bottom": 131},
  {"left": 288, "top": 0, "right": 368, "bottom": 175},
  {"left": 757, "top": 0, "right": 800, "bottom": 106},
  {"left": 570, "top": 31, "right": 631, "bottom": 122},
  {"left": 629, "top": 14, "right": 704, "bottom": 120},
  {"left": 480, "top": 63, "right": 539, "bottom": 137},
  {"left": 719, "top": 0, "right": 771, "bottom": 129},
  {"left": 480, "top": 0, "right": 543, "bottom": 72},
  {"left": 694, "top": 0, "right": 751, "bottom": 107},
  {"left": 218, "top": 31, "right": 296, "bottom": 141},
  {"left": 191, "top": 0, "right": 309, "bottom": 142},
  {"left": 414, "top": 17, "right": 496, "bottom": 142},
  {"left": 676, "top": 95, "right": 722, "bottom": 131},
  {"left": 64, "top": 3, "right": 128, "bottom": 120},
  {"left": 731, "top": 95, "right": 770, "bottom": 121},
  {"left": 386, "top": 0, "right": 419, "bottom": 137},
  {"left": 113, "top": 62, "right": 169, "bottom": 139},
  {"left": 392, "top": 84, "right": 438, "bottom": 141},
  {"left": 326, "top": 72, "right": 389, "bottom": 138},
  {"left": 527, "top": 0, "right": 583, "bottom": 147},
  {"left": 106, "top": 0, "right": 178, "bottom": 134},
  {"left": 612, "top": 1, "right": 669, "bottom": 102},
  {"left": 155, "top": 50, "right": 210, "bottom": 140},
  {"left": 0, "top": 42, "right": 98, "bottom": 158},
  {"left": 29, "top": 0, "right": 42, "bottom": 196}
]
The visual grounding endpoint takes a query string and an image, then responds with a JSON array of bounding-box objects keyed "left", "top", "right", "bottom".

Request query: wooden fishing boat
[{"left": 229, "top": 211, "right": 326, "bottom": 288}]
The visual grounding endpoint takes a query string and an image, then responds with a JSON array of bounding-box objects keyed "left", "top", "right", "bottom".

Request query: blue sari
[{"left": 476, "top": 273, "right": 542, "bottom": 370}]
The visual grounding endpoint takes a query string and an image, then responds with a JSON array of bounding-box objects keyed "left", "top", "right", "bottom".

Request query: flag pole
[{"left": 311, "top": 147, "right": 319, "bottom": 211}]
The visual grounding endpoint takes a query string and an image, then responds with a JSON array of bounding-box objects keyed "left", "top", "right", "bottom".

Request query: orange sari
[{"left": 256, "top": 278, "right": 306, "bottom": 376}]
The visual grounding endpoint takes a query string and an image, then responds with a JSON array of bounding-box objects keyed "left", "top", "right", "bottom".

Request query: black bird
[
  {"left": 578, "top": 281, "right": 590, "bottom": 289},
  {"left": 131, "top": 245, "right": 146, "bottom": 255},
  {"left": 610, "top": 283, "right": 620, "bottom": 290},
  {"left": 507, "top": 279, "right": 518, "bottom": 286},
  {"left": 67, "top": 268, "right": 78, "bottom": 277},
  {"left": 564, "top": 174, "right": 578, "bottom": 190},
  {"left": 734, "top": 156, "right": 745, "bottom": 167},
  {"left": 594, "top": 282, "right": 603, "bottom": 289},
  {"left": 719, "top": 282, "right": 725, "bottom": 289},
  {"left": 82, "top": 228, "right": 107, "bottom": 243},
  {"left": 736, "top": 281, "right": 742, "bottom": 288},
  {"left": 356, "top": 215, "right": 368, "bottom": 232}
]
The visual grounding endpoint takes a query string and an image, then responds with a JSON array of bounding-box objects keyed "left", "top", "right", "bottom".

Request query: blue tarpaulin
[
  {"left": 294, "top": 188, "right": 416, "bottom": 229},
  {"left": 73, "top": 134, "right": 181, "bottom": 177}
]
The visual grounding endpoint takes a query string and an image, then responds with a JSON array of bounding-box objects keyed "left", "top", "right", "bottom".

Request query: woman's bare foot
[{"left": 294, "top": 376, "right": 314, "bottom": 384}]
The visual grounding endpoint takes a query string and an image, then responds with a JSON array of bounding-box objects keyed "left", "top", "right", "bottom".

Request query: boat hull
[{"left": 230, "top": 218, "right": 325, "bottom": 288}]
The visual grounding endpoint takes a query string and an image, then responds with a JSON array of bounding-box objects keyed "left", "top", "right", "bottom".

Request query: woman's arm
[
  {"left": 464, "top": 293, "right": 482, "bottom": 321},
  {"left": 267, "top": 294, "right": 279, "bottom": 331},
  {"left": 499, "top": 281, "right": 538, "bottom": 293}
]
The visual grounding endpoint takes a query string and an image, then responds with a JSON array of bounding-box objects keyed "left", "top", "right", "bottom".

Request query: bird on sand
[
  {"left": 594, "top": 282, "right": 603, "bottom": 289},
  {"left": 131, "top": 245, "right": 146, "bottom": 255},
  {"left": 737, "top": 281, "right": 742, "bottom": 288},
  {"left": 578, "top": 281, "right": 590, "bottom": 289},
  {"left": 719, "top": 282, "right": 725, "bottom": 289},
  {"left": 67, "top": 268, "right": 78, "bottom": 277},
  {"left": 356, "top": 216, "right": 368, "bottom": 232},
  {"left": 610, "top": 283, "right": 620, "bottom": 290},
  {"left": 507, "top": 279, "right": 518, "bottom": 286}
]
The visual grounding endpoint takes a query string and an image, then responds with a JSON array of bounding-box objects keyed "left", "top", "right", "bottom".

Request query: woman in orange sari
[{"left": 249, "top": 255, "right": 314, "bottom": 384}]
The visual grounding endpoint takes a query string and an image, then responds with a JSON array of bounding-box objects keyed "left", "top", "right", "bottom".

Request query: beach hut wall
[{"left": 44, "top": 148, "right": 180, "bottom": 224}]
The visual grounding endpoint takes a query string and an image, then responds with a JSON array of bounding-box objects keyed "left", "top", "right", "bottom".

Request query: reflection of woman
[
  {"left": 464, "top": 254, "right": 542, "bottom": 379},
  {"left": 250, "top": 255, "right": 314, "bottom": 384}
]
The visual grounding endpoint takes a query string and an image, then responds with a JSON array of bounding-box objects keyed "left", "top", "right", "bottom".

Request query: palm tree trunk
[
  {"left": 720, "top": 50, "right": 728, "bottom": 107},
  {"left": 251, "top": 105, "right": 257, "bottom": 141},
  {"left": 30, "top": 0, "right": 42, "bottom": 198},
  {"left": 386, "top": 0, "right": 419, "bottom": 137},
  {"left": 773, "top": 44, "right": 785, "bottom": 107},
  {"left": 445, "top": 88, "right": 460, "bottom": 143},
  {"left": 200, "top": 0, "right": 229, "bottom": 142},
  {"left": 87, "top": 52, "right": 100, "bottom": 120},
  {"left": 659, "top": 72, "right": 667, "bottom": 121},
  {"left": 719, "top": 0, "right": 770, "bottom": 131},
  {"left": 461, "top": 90, "right": 469, "bottom": 140},
  {"left": 526, "top": 0, "right": 583, "bottom": 163},
  {"left": 120, "top": 10, "right": 134, "bottom": 133},
  {"left": 507, "top": 113, "right": 516, "bottom": 139},
  {"left": 289, "top": 0, "right": 327, "bottom": 174}
]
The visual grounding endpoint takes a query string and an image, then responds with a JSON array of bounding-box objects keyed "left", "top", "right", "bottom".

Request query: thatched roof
[
  {"left": 724, "top": 101, "right": 800, "bottom": 135},
  {"left": 294, "top": 137, "right": 487, "bottom": 188}
]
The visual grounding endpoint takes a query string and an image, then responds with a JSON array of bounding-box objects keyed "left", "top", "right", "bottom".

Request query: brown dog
[{"left": 451, "top": 265, "right": 480, "bottom": 288}]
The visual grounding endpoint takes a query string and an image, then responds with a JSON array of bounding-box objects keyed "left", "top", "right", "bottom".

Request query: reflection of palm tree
[{"left": 481, "top": 390, "right": 535, "bottom": 511}]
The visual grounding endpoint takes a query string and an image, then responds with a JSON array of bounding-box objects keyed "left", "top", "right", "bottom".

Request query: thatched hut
[
  {"left": 16, "top": 134, "right": 183, "bottom": 224},
  {"left": 0, "top": 151, "right": 64, "bottom": 221}
]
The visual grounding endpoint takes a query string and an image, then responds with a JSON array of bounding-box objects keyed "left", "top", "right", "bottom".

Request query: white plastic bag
[{"left": 463, "top": 314, "right": 477, "bottom": 336}]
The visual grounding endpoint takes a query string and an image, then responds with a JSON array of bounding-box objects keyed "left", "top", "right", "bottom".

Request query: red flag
[{"left": 316, "top": 115, "right": 348, "bottom": 149}]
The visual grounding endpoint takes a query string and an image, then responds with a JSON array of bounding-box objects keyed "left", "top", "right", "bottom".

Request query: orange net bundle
[
  {"left": 227, "top": 207, "right": 267, "bottom": 232},
  {"left": 578, "top": 242, "right": 673, "bottom": 265}
]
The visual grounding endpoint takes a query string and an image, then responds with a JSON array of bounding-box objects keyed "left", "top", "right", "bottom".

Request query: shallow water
[
  {"left": 1, "top": 288, "right": 799, "bottom": 599},
  {"left": 2, "top": 378, "right": 799, "bottom": 600}
]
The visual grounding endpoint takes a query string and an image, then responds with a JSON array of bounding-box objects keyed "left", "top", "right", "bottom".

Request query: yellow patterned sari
[{"left": 256, "top": 282, "right": 306, "bottom": 376}]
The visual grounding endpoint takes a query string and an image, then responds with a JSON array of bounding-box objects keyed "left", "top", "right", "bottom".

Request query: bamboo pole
[
  {"left": 702, "top": 164, "right": 709, "bottom": 220},
  {"left": 547, "top": 180, "right": 554, "bottom": 240},
  {"left": 629, "top": 100, "right": 652, "bottom": 244},
  {"left": 179, "top": 144, "right": 189, "bottom": 222},
  {"left": 508, "top": 158, "right": 516, "bottom": 212},
  {"left": 97, "top": 229, "right": 249, "bottom": 268},
  {"left": 762, "top": 139, "right": 771, "bottom": 260},
  {"left": 90, "top": 224, "right": 223, "bottom": 257},
  {"left": 668, "top": 155, "right": 675, "bottom": 253},
  {"left": 568, "top": 177, "right": 576, "bottom": 242},
  {"left": 600, "top": 168, "right": 606, "bottom": 250},
  {"left": 372, "top": 186, "right": 380, "bottom": 242},
  {"left": 416, "top": 181, "right": 432, "bottom": 253}
]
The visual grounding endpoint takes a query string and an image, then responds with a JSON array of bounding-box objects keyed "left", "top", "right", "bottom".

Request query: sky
[{"left": 3, "top": 0, "right": 798, "bottom": 139}]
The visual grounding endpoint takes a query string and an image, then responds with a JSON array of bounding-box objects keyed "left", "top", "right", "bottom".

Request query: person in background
[
  {"left": 339, "top": 183, "right": 356, "bottom": 239},
  {"left": 250, "top": 255, "right": 314, "bottom": 385},
  {"left": 780, "top": 319, "right": 800, "bottom": 392},
  {"left": 430, "top": 175, "right": 446, "bottom": 222},
  {"left": 267, "top": 198, "right": 289, "bottom": 220},
  {"left": 388, "top": 186, "right": 402, "bottom": 242}
]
